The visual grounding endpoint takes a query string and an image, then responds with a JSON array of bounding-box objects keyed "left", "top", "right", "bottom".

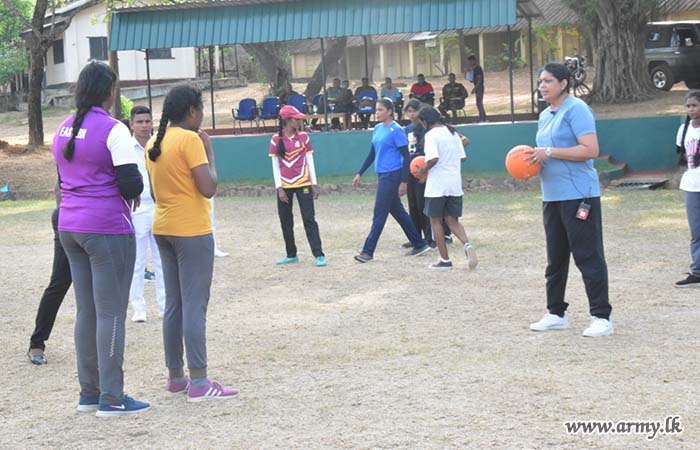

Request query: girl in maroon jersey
[{"left": 269, "top": 105, "right": 326, "bottom": 267}]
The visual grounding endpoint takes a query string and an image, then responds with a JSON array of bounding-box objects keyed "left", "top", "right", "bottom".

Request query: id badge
[{"left": 576, "top": 201, "right": 591, "bottom": 221}]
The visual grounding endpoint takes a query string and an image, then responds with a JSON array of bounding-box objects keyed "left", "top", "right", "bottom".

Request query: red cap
[{"left": 279, "top": 105, "right": 306, "bottom": 119}]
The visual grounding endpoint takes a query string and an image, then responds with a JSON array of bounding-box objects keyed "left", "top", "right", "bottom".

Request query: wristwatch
[{"left": 545, "top": 147, "right": 552, "bottom": 158}]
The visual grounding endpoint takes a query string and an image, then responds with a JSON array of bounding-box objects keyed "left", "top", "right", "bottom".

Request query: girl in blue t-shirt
[{"left": 352, "top": 98, "right": 430, "bottom": 262}]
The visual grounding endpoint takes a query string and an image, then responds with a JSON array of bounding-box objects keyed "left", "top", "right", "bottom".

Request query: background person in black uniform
[
  {"left": 438, "top": 73, "right": 468, "bottom": 119},
  {"left": 402, "top": 99, "right": 452, "bottom": 249},
  {"left": 467, "top": 55, "right": 487, "bottom": 122},
  {"left": 27, "top": 189, "right": 72, "bottom": 365}
]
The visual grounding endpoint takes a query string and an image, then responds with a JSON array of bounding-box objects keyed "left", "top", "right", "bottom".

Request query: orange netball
[
  {"left": 410, "top": 156, "right": 427, "bottom": 180},
  {"left": 505, "top": 145, "right": 540, "bottom": 180}
]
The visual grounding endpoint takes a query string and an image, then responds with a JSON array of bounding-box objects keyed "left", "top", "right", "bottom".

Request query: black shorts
[{"left": 424, "top": 196, "right": 463, "bottom": 218}]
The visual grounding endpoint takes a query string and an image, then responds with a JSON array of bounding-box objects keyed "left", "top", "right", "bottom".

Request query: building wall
[
  {"left": 44, "top": 3, "right": 195, "bottom": 87},
  {"left": 666, "top": 10, "right": 700, "bottom": 20}
]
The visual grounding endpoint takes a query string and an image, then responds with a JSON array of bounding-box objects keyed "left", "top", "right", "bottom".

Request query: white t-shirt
[
  {"left": 131, "top": 137, "right": 154, "bottom": 213},
  {"left": 423, "top": 126, "right": 466, "bottom": 197},
  {"left": 677, "top": 122, "right": 700, "bottom": 192},
  {"left": 106, "top": 121, "right": 139, "bottom": 166}
]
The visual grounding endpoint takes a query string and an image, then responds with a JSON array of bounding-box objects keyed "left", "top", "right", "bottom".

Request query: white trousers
[{"left": 129, "top": 208, "right": 165, "bottom": 314}]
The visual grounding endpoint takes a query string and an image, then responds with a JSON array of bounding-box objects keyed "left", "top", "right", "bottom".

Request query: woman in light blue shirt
[{"left": 525, "top": 63, "right": 613, "bottom": 338}]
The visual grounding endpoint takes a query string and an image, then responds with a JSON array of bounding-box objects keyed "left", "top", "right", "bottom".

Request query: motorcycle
[{"left": 564, "top": 49, "right": 586, "bottom": 85}]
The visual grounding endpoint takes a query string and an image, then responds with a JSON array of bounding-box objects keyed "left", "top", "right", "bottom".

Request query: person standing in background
[
  {"left": 467, "top": 56, "right": 487, "bottom": 122},
  {"left": 27, "top": 188, "right": 72, "bottom": 365},
  {"left": 128, "top": 106, "right": 166, "bottom": 323}
]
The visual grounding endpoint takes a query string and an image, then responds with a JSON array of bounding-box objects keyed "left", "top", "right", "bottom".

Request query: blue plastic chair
[
  {"left": 232, "top": 98, "right": 258, "bottom": 131},
  {"left": 311, "top": 93, "right": 324, "bottom": 113},
  {"left": 259, "top": 96, "right": 280, "bottom": 128},
  {"left": 286, "top": 93, "right": 308, "bottom": 114}
]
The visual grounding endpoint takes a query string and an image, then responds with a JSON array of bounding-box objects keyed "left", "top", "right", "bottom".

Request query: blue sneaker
[
  {"left": 276, "top": 256, "right": 299, "bottom": 265},
  {"left": 144, "top": 270, "right": 155, "bottom": 281},
  {"left": 77, "top": 394, "right": 100, "bottom": 412},
  {"left": 95, "top": 395, "right": 151, "bottom": 417},
  {"left": 316, "top": 256, "right": 327, "bottom": 267}
]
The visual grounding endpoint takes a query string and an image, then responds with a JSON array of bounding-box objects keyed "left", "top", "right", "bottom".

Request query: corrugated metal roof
[
  {"left": 109, "top": 0, "right": 518, "bottom": 50},
  {"left": 658, "top": 0, "right": 700, "bottom": 14},
  {"left": 287, "top": 0, "right": 573, "bottom": 54}
]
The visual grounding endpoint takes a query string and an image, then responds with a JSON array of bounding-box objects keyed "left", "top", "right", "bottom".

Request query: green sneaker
[
  {"left": 316, "top": 256, "right": 327, "bottom": 267},
  {"left": 276, "top": 256, "right": 299, "bottom": 265}
]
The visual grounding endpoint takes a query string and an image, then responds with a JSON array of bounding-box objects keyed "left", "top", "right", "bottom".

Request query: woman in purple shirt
[{"left": 53, "top": 61, "right": 149, "bottom": 416}]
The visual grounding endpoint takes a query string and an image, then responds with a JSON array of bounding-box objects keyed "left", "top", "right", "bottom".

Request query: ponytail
[
  {"left": 62, "top": 61, "right": 117, "bottom": 161},
  {"left": 276, "top": 118, "right": 287, "bottom": 158},
  {"left": 149, "top": 84, "right": 203, "bottom": 162},
  {"left": 149, "top": 113, "right": 168, "bottom": 162},
  {"left": 63, "top": 107, "right": 90, "bottom": 161},
  {"left": 417, "top": 106, "right": 457, "bottom": 134}
]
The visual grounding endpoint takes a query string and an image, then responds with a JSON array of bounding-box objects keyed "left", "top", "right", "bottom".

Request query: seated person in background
[
  {"left": 337, "top": 80, "right": 355, "bottom": 129},
  {"left": 438, "top": 73, "right": 468, "bottom": 119},
  {"left": 381, "top": 77, "right": 404, "bottom": 120},
  {"left": 325, "top": 78, "right": 345, "bottom": 129},
  {"left": 409, "top": 74, "right": 435, "bottom": 106},
  {"left": 279, "top": 82, "right": 298, "bottom": 105},
  {"left": 355, "top": 77, "right": 378, "bottom": 129}
]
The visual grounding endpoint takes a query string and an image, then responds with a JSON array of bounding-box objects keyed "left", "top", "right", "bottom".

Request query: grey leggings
[
  {"left": 59, "top": 232, "right": 135, "bottom": 405},
  {"left": 155, "top": 234, "right": 214, "bottom": 376}
]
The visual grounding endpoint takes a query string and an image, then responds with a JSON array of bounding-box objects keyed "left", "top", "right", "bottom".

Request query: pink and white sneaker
[
  {"left": 166, "top": 377, "right": 190, "bottom": 394},
  {"left": 187, "top": 380, "right": 239, "bottom": 402}
]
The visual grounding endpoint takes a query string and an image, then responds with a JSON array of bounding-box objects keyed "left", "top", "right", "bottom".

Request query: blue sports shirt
[{"left": 536, "top": 95, "right": 600, "bottom": 202}]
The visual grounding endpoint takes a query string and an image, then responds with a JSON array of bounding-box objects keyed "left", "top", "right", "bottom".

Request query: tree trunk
[
  {"left": 27, "top": 38, "right": 45, "bottom": 146},
  {"left": 109, "top": 50, "right": 122, "bottom": 120},
  {"left": 27, "top": 0, "right": 50, "bottom": 146},
  {"left": 566, "top": 0, "right": 658, "bottom": 103},
  {"left": 457, "top": 30, "right": 470, "bottom": 74},
  {"left": 593, "top": 1, "right": 656, "bottom": 102},
  {"left": 241, "top": 42, "right": 291, "bottom": 96},
  {"left": 303, "top": 37, "right": 347, "bottom": 99}
]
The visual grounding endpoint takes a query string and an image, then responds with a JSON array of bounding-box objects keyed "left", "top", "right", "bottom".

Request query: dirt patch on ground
[
  {"left": 1, "top": 192, "right": 697, "bottom": 449},
  {"left": 0, "top": 145, "right": 56, "bottom": 199}
]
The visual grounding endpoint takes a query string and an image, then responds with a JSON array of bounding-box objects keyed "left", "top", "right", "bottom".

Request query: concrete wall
[
  {"left": 211, "top": 116, "right": 682, "bottom": 181},
  {"left": 666, "top": 10, "right": 700, "bottom": 21},
  {"left": 45, "top": 3, "right": 195, "bottom": 87}
]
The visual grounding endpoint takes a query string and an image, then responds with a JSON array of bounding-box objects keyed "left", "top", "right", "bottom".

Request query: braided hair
[
  {"left": 63, "top": 61, "right": 117, "bottom": 161},
  {"left": 149, "top": 84, "right": 203, "bottom": 162},
  {"left": 276, "top": 118, "right": 291, "bottom": 158},
  {"left": 417, "top": 106, "right": 457, "bottom": 135}
]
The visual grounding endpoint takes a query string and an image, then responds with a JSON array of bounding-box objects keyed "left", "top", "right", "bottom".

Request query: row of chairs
[{"left": 232, "top": 91, "right": 380, "bottom": 131}]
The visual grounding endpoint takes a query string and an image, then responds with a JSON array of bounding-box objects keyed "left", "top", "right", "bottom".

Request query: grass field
[{"left": 1, "top": 190, "right": 698, "bottom": 449}]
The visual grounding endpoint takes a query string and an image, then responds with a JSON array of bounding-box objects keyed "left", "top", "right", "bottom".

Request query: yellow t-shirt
[{"left": 145, "top": 127, "right": 212, "bottom": 237}]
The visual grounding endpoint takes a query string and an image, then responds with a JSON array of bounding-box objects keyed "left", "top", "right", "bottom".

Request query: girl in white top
[
  {"left": 414, "top": 106, "right": 477, "bottom": 270},
  {"left": 675, "top": 90, "right": 700, "bottom": 287}
]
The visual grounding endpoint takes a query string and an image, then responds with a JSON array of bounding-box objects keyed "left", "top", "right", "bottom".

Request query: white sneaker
[
  {"left": 131, "top": 311, "right": 147, "bottom": 323},
  {"left": 215, "top": 248, "right": 229, "bottom": 258},
  {"left": 530, "top": 313, "right": 569, "bottom": 331},
  {"left": 582, "top": 317, "right": 614, "bottom": 337},
  {"left": 464, "top": 243, "right": 478, "bottom": 270}
]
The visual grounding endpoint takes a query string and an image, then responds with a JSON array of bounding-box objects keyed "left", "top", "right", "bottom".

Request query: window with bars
[
  {"left": 52, "top": 40, "right": 64, "bottom": 64},
  {"left": 89, "top": 37, "right": 108, "bottom": 61},
  {"left": 146, "top": 48, "right": 173, "bottom": 59}
]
